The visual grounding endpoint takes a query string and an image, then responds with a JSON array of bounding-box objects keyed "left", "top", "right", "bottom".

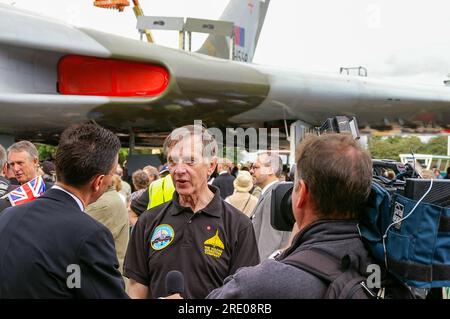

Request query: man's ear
[
  {"left": 91, "top": 174, "right": 105, "bottom": 192},
  {"left": 294, "top": 180, "right": 309, "bottom": 210},
  {"left": 208, "top": 157, "right": 217, "bottom": 176}
]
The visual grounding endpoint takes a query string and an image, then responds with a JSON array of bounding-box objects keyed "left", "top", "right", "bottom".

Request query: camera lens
[{"left": 270, "top": 182, "right": 296, "bottom": 231}]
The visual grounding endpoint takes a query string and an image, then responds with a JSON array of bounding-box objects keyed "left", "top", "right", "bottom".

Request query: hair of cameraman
[{"left": 295, "top": 133, "right": 372, "bottom": 220}]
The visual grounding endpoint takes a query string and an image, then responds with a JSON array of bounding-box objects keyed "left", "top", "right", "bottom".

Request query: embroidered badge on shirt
[
  {"left": 151, "top": 224, "right": 175, "bottom": 251},
  {"left": 204, "top": 230, "right": 224, "bottom": 258}
]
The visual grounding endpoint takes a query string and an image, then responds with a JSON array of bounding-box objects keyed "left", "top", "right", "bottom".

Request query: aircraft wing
[{"left": 1, "top": 3, "right": 450, "bottom": 144}]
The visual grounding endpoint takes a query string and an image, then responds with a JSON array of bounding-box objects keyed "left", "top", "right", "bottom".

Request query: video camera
[
  {"left": 270, "top": 117, "right": 450, "bottom": 290},
  {"left": 270, "top": 116, "right": 420, "bottom": 231}
]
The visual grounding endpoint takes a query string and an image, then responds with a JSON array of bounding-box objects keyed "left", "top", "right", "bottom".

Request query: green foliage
[
  {"left": 368, "top": 135, "right": 448, "bottom": 160},
  {"left": 221, "top": 146, "right": 244, "bottom": 164},
  {"left": 119, "top": 148, "right": 129, "bottom": 165},
  {"left": 424, "top": 136, "right": 448, "bottom": 155},
  {"left": 36, "top": 144, "right": 57, "bottom": 161},
  {"left": 34, "top": 144, "right": 168, "bottom": 169}
]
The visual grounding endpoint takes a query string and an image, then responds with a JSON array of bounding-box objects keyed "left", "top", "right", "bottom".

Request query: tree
[
  {"left": 36, "top": 144, "right": 57, "bottom": 161},
  {"left": 368, "top": 135, "right": 445, "bottom": 161},
  {"left": 421, "top": 136, "right": 447, "bottom": 155}
]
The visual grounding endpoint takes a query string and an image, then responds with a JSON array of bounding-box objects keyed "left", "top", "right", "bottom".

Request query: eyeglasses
[{"left": 167, "top": 156, "right": 202, "bottom": 167}]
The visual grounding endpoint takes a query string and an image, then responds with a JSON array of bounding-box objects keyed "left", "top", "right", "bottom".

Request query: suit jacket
[
  {"left": 251, "top": 181, "right": 291, "bottom": 260},
  {"left": 0, "top": 188, "right": 128, "bottom": 298},
  {"left": 212, "top": 173, "right": 235, "bottom": 199}
]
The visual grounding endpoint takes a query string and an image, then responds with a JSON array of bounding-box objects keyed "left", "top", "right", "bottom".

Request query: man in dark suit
[
  {"left": 0, "top": 124, "right": 128, "bottom": 298},
  {"left": 212, "top": 158, "right": 235, "bottom": 199}
]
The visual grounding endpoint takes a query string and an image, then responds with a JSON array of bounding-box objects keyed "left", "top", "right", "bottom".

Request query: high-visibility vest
[{"left": 147, "top": 174, "right": 175, "bottom": 209}]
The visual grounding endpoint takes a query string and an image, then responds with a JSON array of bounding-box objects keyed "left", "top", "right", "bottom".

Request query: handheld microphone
[{"left": 165, "top": 270, "right": 184, "bottom": 296}]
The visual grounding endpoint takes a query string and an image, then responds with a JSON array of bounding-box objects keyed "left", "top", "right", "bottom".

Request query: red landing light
[{"left": 58, "top": 55, "right": 169, "bottom": 97}]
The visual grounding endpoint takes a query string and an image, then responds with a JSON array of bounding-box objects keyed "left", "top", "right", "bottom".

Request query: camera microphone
[{"left": 165, "top": 270, "right": 184, "bottom": 296}]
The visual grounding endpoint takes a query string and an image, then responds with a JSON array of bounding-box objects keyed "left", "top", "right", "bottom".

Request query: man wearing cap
[
  {"left": 41, "top": 160, "right": 56, "bottom": 183},
  {"left": 124, "top": 124, "right": 259, "bottom": 299},
  {"left": 225, "top": 171, "right": 258, "bottom": 217},
  {"left": 158, "top": 165, "right": 170, "bottom": 178}
]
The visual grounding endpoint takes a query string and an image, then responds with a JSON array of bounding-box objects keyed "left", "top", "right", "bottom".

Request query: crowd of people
[
  {"left": 1, "top": 123, "right": 444, "bottom": 299},
  {"left": 381, "top": 164, "right": 450, "bottom": 180},
  {"left": 0, "top": 124, "right": 295, "bottom": 298}
]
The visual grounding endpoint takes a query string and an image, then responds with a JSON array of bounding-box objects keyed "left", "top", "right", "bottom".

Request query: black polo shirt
[{"left": 124, "top": 185, "right": 260, "bottom": 299}]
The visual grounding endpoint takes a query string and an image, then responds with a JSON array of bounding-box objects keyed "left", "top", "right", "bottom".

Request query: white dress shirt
[{"left": 52, "top": 185, "right": 84, "bottom": 211}]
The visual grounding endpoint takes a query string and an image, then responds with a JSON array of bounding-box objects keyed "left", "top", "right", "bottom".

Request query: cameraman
[{"left": 207, "top": 133, "right": 373, "bottom": 298}]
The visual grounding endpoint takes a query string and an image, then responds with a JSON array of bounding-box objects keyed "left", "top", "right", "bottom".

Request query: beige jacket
[
  {"left": 225, "top": 191, "right": 258, "bottom": 217},
  {"left": 86, "top": 187, "right": 129, "bottom": 287}
]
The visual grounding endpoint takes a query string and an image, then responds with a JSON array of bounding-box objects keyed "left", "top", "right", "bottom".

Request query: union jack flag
[{"left": 7, "top": 176, "right": 47, "bottom": 207}]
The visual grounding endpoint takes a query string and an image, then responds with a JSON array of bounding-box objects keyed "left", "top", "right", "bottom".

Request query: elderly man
[
  {"left": 0, "top": 141, "right": 53, "bottom": 213},
  {"left": 6, "top": 141, "right": 40, "bottom": 185},
  {"left": 250, "top": 152, "right": 291, "bottom": 260},
  {"left": 207, "top": 133, "right": 373, "bottom": 298},
  {"left": 124, "top": 124, "right": 260, "bottom": 299},
  {"left": 0, "top": 124, "right": 127, "bottom": 298}
]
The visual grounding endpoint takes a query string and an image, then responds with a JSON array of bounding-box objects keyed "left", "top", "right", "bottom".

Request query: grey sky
[{"left": 3, "top": 0, "right": 450, "bottom": 86}]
